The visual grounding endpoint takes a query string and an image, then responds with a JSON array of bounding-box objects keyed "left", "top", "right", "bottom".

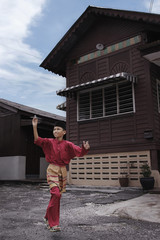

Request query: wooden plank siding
[
  {"left": 66, "top": 16, "right": 159, "bottom": 158},
  {"left": 151, "top": 64, "right": 160, "bottom": 139},
  {"left": 66, "top": 64, "right": 78, "bottom": 86},
  {"left": 97, "top": 58, "right": 109, "bottom": 78},
  {"left": 67, "top": 98, "right": 78, "bottom": 143},
  {"left": 40, "top": 7, "right": 160, "bottom": 186},
  {"left": 131, "top": 47, "right": 151, "bottom": 143},
  {"left": 0, "top": 99, "right": 66, "bottom": 177},
  {"left": 150, "top": 64, "right": 160, "bottom": 170},
  {"left": 0, "top": 113, "right": 21, "bottom": 156}
]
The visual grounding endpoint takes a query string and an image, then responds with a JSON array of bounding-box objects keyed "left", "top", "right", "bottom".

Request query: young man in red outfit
[{"left": 32, "top": 116, "right": 90, "bottom": 232}]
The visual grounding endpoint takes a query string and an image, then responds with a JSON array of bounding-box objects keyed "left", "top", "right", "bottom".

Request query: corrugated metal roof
[
  {"left": 56, "top": 72, "right": 137, "bottom": 97},
  {"left": 56, "top": 102, "right": 66, "bottom": 111},
  {"left": 0, "top": 98, "right": 66, "bottom": 121}
]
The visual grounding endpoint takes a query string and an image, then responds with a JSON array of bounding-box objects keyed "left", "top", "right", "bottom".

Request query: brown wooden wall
[
  {"left": 150, "top": 64, "right": 160, "bottom": 169},
  {"left": 0, "top": 113, "right": 21, "bottom": 156},
  {"left": 66, "top": 16, "right": 160, "bottom": 159},
  {"left": 0, "top": 112, "right": 55, "bottom": 175},
  {"left": 151, "top": 64, "right": 160, "bottom": 140}
]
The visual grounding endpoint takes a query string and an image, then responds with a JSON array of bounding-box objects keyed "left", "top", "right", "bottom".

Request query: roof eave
[{"left": 40, "top": 6, "right": 160, "bottom": 76}]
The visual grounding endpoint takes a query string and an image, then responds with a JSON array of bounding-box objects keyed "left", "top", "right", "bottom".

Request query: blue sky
[{"left": 0, "top": 0, "right": 160, "bottom": 117}]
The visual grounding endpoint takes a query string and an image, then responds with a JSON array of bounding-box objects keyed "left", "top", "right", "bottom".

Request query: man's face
[{"left": 53, "top": 126, "right": 66, "bottom": 139}]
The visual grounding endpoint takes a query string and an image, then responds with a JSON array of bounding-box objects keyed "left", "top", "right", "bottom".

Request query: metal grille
[
  {"left": 78, "top": 80, "right": 134, "bottom": 120},
  {"left": 69, "top": 151, "right": 150, "bottom": 187},
  {"left": 104, "top": 85, "right": 117, "bottom": 116},
  {"left": 91, "top": 89, "right": 103, "bottom": 118},
  {"left": 119, "top": 81, "right": 133, "bottom": 113},
  {"left": 79, "top": 92, "right": 90, "bottom": 120}
]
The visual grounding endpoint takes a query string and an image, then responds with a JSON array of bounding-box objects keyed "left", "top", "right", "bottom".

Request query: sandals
[
  {"left": 43, "top": 218, "right": 50, "bottom": 229},
  {"left": 49, "top": 225, "right": 61, "bottom": 232},
  {"left": 43, "top": 218, "right": 61, "bottom": 232}
]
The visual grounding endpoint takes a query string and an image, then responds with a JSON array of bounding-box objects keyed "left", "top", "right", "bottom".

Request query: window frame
[{"left": 77, "top": 80, "right": 136, "bottom": 121}]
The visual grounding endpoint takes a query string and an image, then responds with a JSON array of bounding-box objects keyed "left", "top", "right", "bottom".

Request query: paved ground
[{"left": 1, "top": 183, "right": 160, "bottom": 240}]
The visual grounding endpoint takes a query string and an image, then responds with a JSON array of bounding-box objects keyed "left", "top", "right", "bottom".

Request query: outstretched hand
[
  {"left": 83, "top": 141, "right": 90, "bottom": 150},
  {"left": 32, "top": 115, "right": 38, "bottom": 127}
]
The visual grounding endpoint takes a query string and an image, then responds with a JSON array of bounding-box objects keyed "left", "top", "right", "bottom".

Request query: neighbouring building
[
  {"left": 40, "top": 6, "right": 160, "bottom": 187},
  {"left": 0, "top": 98, "right": 65, "bottom": 180}
]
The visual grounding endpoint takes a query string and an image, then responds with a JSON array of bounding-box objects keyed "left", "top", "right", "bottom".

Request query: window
[
  {"left": 104, "top": 85, "right": 117, "bottom": 116},
  {"left": 119, "top": 81, "right": 134, "bottom": 113},
  {"left": 91, "top": 89, "right": 103, "bottom": 118},
  {"left": 79, "top": 92, "right": 90, "bottom": 120},
  {"left": 78, "top": 81, "right": 135, "bottom": 120}
]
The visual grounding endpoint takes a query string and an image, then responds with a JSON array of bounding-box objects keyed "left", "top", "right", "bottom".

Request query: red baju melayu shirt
[{"left": 34, "top": 137, "right": 88, "bottom": 166}]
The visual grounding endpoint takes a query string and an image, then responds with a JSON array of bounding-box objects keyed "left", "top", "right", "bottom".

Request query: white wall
[
  {"left": 0, "top": 156, "right": 26, "bottom": 180},
  {"left": 152, "top": 170, "right": 160, "bottom": 188}
]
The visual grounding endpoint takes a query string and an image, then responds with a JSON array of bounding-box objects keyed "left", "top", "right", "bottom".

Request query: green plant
[
  {"left": 119, "top": 161, "right": 129, "bottom": 178},
  {"left": 141, "top": 163, "right": 151, "bottom": 178}
]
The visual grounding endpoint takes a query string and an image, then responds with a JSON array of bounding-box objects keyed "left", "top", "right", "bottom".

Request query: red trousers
[{"left": 45, "top": 187, "right": 61, "bottom": 227}]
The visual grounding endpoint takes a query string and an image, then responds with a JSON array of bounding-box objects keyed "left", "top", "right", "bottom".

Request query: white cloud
[
  {"left": 0, "top": 62, "right": 66, "bottom": 110},
  {"left": 0, "top": 0, "right": 66, "bottom": 115},
  {"left": 1, "top": 0, "right": 159, "bottom": 117},
  {"left": 143, "top": 0, "right": 160, "bottom": 13},
  {"left": 0, "top": 0, "right": 46, "bottom": 64}
]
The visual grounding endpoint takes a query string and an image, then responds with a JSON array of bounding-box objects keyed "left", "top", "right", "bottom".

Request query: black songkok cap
[{"left": 54, "top": 121, "right": 66, "bottom": 130}]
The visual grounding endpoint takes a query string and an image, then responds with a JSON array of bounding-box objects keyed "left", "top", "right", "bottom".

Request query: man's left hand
[{"left": 83, "top": 141, "right": 90, "bottom": 150}]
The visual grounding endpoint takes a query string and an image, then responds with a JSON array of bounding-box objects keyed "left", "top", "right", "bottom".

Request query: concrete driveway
[{"left": 0, "top": 183, "right": 160, "bottom": 240}]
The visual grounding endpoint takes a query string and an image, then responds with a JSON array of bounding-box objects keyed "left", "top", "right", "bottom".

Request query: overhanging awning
[
  {"left": 56, "top": 72, "right": 137, "bottom": 97},
  {"left": 56, "top": 101, "right": 66, "bottom": 111},
  {"left": 139, "top": 40, "right": 160, "bottom": 67},
  {"left": 143, "top": 51, "right": 160, "bottom": 67}
]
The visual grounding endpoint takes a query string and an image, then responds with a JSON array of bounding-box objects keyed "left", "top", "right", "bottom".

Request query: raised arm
[
  {"left": 68, "top": 141, "right": 90, "bottom": 158},
  {"left": 32, "top": 115, "right": 39, "bottom": 141}
]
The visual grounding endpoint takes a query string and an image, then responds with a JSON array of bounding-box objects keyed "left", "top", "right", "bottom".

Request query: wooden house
[
  {"left": 0, "top": 98, "right": 65, "bottom": 180},
  {"left": 40, "top": 6, "right": 160, "bottom": 187}
]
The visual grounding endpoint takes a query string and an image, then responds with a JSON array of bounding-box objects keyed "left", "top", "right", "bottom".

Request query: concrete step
[{"left": 148, "top": 188, "right": 160, "bottom": 194}]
